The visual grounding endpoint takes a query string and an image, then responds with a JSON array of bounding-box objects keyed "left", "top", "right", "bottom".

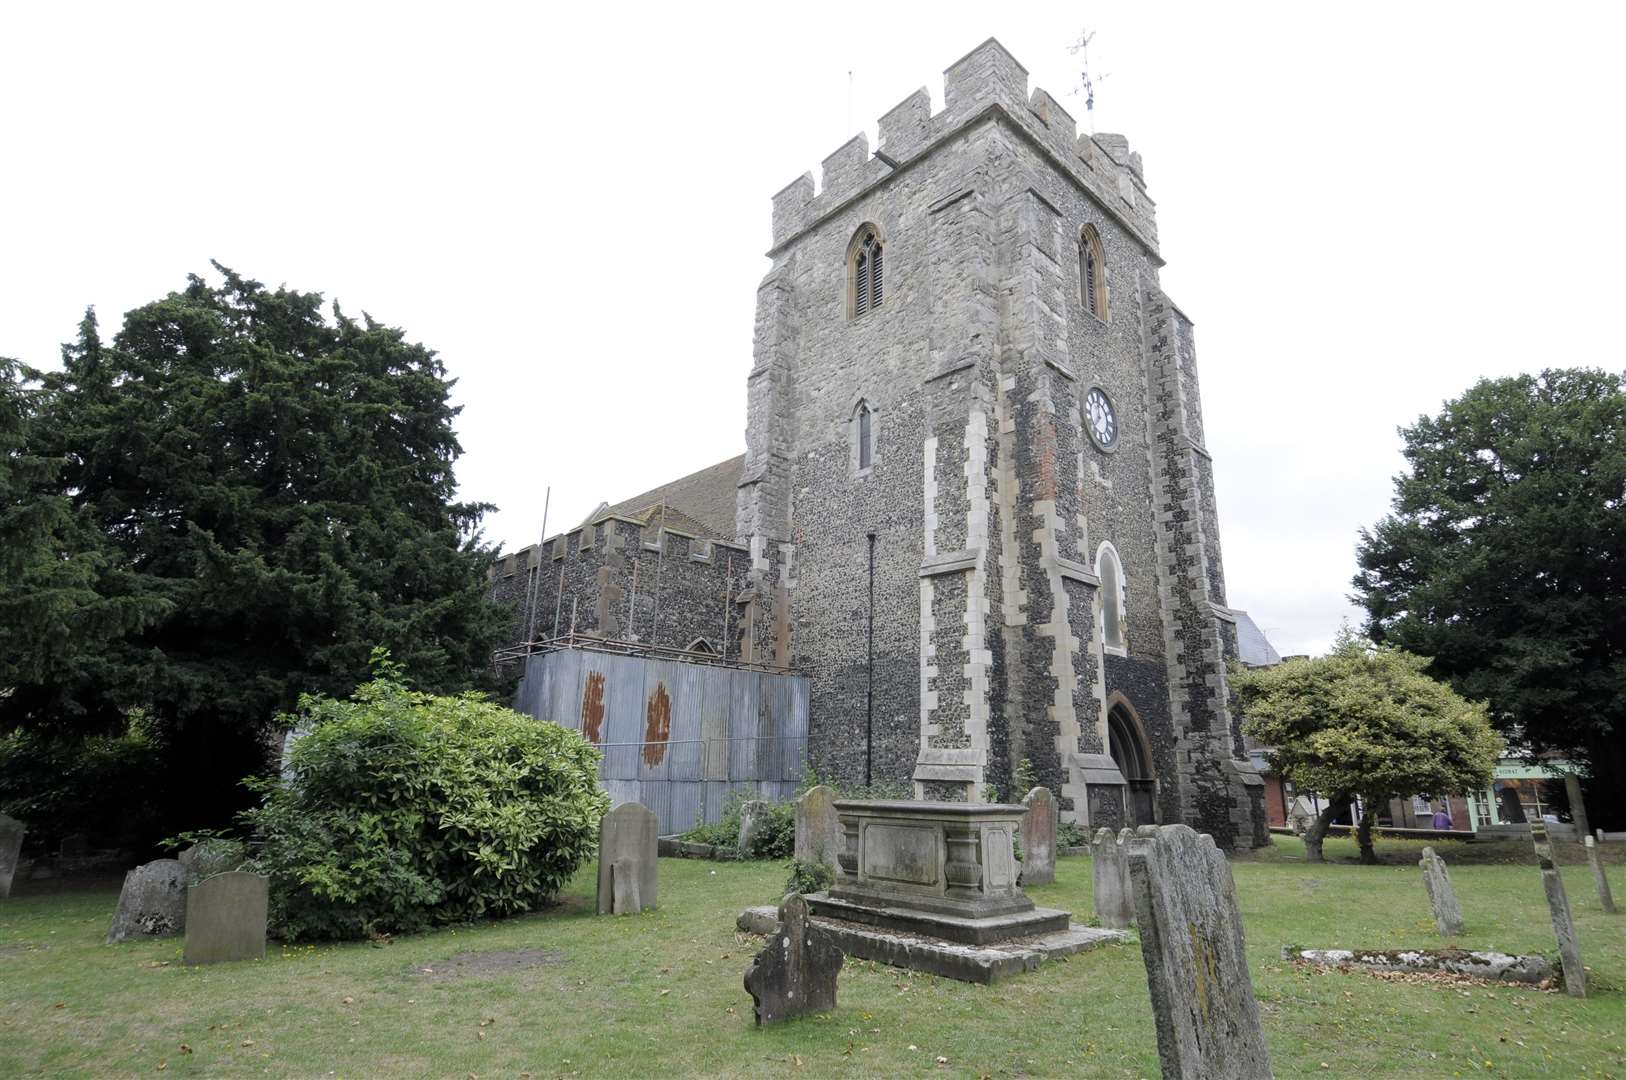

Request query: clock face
[{"left": 1085, "top": 387, "right": 1118, "bottom": 450}]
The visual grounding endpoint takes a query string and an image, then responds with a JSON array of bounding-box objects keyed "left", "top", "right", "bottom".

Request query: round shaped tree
[{"left": 1233, "top": 633, "right": 1501, "bottom": 863}]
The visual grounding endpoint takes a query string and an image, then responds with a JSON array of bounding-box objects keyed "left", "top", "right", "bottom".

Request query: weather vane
[{"left": 1068, "top": 28, "right": 1109, "bottom": 134}]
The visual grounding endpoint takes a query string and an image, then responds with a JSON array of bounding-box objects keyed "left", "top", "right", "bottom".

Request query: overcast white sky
[{"left": 4, "top": 2, "right": 1623, "bottom": 657}]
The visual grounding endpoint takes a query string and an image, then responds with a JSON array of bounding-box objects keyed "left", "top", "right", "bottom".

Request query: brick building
[{"left": 495, "top": 39, "right": 1271, "bottom": 848}]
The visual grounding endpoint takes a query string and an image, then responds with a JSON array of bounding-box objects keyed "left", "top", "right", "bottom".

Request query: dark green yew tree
[
  {"left": 1352, "top": 368, "right": 1626, "bottom": 828},
  {"left": 8, "top": 267, "right": 511, "bottom": 833}
]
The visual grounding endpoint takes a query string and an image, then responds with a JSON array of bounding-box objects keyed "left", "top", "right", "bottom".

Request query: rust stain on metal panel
[
  {"left": 643, "top": 682, "right": 671, "bottom": 765},
  {"left": 581, "top": 671, "right": 606, "bottom": 743}
]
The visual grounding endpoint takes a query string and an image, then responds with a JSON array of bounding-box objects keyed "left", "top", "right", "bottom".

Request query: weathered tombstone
[
  {"left": 182, "top": 871, "right": 268, "bottom": 965},
  {"left": 1530, "top": 821, "right": 1585, "bottom": 997},
  {"left": 1419, "top": 846, "right": 1464, "bottom": 936},
  {"left": 1128, "top": 824, "right": 1273, "bottom": 1080},
  {"left": 107, "top": 859, "right": 189, "bottom": 942},
  {"left": 1018, "top": 787, "right": 1057, "bottom": 886},
  {"left": 1091, "top": 827, "right": 1134, "bottom": 929},
  {"left": 736, "top": 799, "right": 772, "bottom": 857},
  {"left": 1584, "top": 835, "right": 1616, "bottom": 914},
  {"left": 1564, "top": 775, "right": 1591, "bottom": 840},
  {"left": 596, "top": 802, "right": 657, "bottom": 915},
  {"left": 0, "top": 814, "right": 25, "bottom": 899},
  {"left": 743, "top": 893, "right": 843, "bottom": 1025},
  {"left": 793, "top": 785, "right": 841, "bottom": 871},
  {"left": 178, "top": 841, "right": 244, "bottom": 882}
]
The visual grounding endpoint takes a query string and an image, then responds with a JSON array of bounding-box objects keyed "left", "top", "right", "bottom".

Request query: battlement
[{"left": 769, "top": 38, "right": 1158, "bottom": 256}]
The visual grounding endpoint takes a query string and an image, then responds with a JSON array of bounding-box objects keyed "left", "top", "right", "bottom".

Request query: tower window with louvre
[
  {"left": 849, "top": 226, "right": 884, "bottom": 319},
  {"left": 1081, "top": 224, "right": 1108, "bottom": 320}
]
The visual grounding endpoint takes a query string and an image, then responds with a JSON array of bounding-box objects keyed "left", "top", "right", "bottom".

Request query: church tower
[{"left": 737, "top": 39, "right": 1267, "bottom": 848}]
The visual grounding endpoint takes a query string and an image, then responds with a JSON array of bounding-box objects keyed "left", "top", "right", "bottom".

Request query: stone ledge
[
  {"left": 809, "top": 891, "right": 1068, "bottom": 945},
  {"left": 736, "top": 905, "right": 1126, "bottom": 984}
]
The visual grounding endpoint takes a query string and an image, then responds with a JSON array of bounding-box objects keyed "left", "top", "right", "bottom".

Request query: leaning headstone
[
  {"left": 793, "top": 785, "right": 842, "bottom": 871},
  {"left": 107, "top": 859, "right": 189, "bottom": 942},
  {"left": 743, "top": 893, "right": 843, "bottom": 1025},
  {"left": 177, "top": 841, "right": 244, "bottom": 882},
  {"left": 1419, "top": 846, "right": 1464, "bottom": 936},
  {"left": 1129, "top": 824, "right": 1273, "bottom": 1080},
  {"left": 0, "top": 814, "right": 24, "bottom": 899},
  {"left": 1530, "top": 821, "right": 1585, "bottom": 997},
  {"left": 1019, "top": 787, "right": 1057, "bottom": 886},
  {"left": 182, "top": 871, "right": 268, "bottom": 965},
  {"left": 736, "top": 799, "right": 772, "bottom": 857},
  {"left": 1091, "top": 827, "right": 1134, "bottom": 929},
  {"left": 596, "top": 802, "right": 657, "bottom": 915},
  {"left": 1584, "top": 836, "right": 1616, "bottom": 914}
]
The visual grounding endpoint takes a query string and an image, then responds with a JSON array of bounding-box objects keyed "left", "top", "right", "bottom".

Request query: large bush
[{"left": 241, "top": 663, "right": 606, "bottom": 940}]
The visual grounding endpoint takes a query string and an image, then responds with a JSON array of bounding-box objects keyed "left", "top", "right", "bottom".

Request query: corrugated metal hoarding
[{"left": 513, "top": 647, "right": 809, "bottom": 835}]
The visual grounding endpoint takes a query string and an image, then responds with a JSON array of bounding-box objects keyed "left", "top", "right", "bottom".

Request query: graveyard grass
[{"left": 3, "top": 836, "right": 1623, "bottom": 1078}]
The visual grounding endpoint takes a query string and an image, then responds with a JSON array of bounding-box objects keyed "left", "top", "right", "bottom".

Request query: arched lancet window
[
  {"left": 1080, "top": 224, "right": 1107, "bottom": 320},
  {"left": 1095, "top": 541, "right": 1126, "bottom": 652},
  {"left": 849, "top": 225, "right": 884, "bottom": 319},
  {"left": 687, "top": 637, "right": 716, "bottom": 656},
  {"left": 857, "top": 401, "right": 873, "bottom": 470}
]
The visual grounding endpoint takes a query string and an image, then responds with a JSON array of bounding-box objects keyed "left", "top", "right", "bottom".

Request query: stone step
[
  {"left": 807, "top": 890, "right": 1071, "bottom": 945},
  {"left": 736, "top": 904, "right": 1128, "bottom": 984}
]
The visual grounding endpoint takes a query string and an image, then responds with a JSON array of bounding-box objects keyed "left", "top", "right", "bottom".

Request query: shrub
[
  {"left": 680, "top": 790, "right": 796, "bottom": 859},
  {"left": 1057, "top": 820, "right": 1088, "bottom": 848},
  {"left": 784, "top": 857, "right": 834, "bottom": 895},
  {"left": 240, "top": 663, "right": 607, "bottom": 940}
]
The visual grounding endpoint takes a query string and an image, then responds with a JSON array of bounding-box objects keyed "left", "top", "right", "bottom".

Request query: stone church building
[{"left": 495, "top": 39, "right": 1270, "bottom": 849}]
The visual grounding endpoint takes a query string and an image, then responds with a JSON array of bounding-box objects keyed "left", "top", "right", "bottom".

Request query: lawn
[{"left": 1, "top": 835, "right": 1621, "bottom": 1078}]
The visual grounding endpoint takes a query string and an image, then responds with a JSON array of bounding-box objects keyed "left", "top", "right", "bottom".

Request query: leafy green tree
[
  {"left": 1352, "top": 369, "right": 1626, "bottom": 828},
  {"left": 1233, "top": 634, "right": 1501, "bottom": 862},
  {"left": 8, "top": 267, "right": 512, "bottom": 835}
]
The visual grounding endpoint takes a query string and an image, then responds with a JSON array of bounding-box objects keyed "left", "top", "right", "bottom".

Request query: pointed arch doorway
[{"left": 1107, "top": 698, "right": 1157, "bottom": 826}]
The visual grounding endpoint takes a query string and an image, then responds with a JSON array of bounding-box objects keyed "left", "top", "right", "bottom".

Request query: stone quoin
[{"left": 493, "top": 38, "right": 1269, "bottom": 848}]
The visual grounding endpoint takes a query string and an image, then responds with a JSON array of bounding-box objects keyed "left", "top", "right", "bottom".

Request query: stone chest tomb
[{"left": 810, "top": 800, "right": 1069, "bottom": 945}]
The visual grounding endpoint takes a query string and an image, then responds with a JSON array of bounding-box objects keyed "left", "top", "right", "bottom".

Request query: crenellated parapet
[{"left": 767, "top": 38, "right": 1159, "bottom": 258}]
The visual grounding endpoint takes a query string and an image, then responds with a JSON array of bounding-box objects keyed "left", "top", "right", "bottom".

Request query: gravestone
[
  {"left": 1128, "top": 824, "right": 1273, "bottom": 1080},
  {"left": 1091, "top": 827, "right": 1134, "bottom": 930},
  {"left": 0, "top": 814, "right": 24, "bottom": 899},
  {"left": 107, "top": 859, "right": 189, "bottom": 942},
  {"left": 793, "top": 785, "right": 842, "bottom": 871},
  {"left": 1584, "top": 836, "right": 1616, "bottom": 914},
  {"left": 1530, "top": 821, "right": 1585, "bottom": 997},
  {"left": 182, "top": 871, "right": 268, "bottom": 965},
  {"left": 178, "top": 841, "right": 244, "bottom": 882},
  {"left": 596, "top": 802, "right": 657, "bottom": 915},
  {"left": 743, "top": 893, "right": 843, "bottom": 1025},
  {"left": 1418, "top": 846, "right": 1464, "bottom": 936},
  {"left": 736, "top": 799, "right": 773, "bottom": 856},
  {"left": 1019, "top": 787, "right": 1057, "bottom": 886}
]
